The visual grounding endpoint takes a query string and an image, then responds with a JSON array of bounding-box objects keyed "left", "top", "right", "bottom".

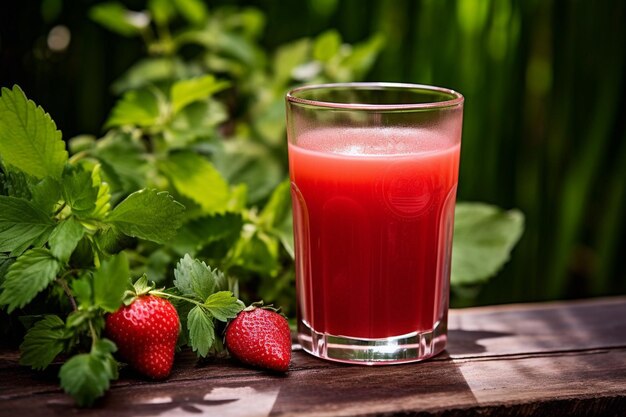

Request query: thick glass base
[{"left": 297, "top": 319, "right": 447, "bottom": 365}]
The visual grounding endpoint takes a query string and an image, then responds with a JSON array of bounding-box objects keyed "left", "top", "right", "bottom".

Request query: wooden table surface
[{"left": 1, "top": 297, "right": 625, "bottom": 416}]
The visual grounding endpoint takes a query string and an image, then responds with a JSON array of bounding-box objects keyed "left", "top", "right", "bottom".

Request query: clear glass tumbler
[{"left": 286, "top": 83, "right": 464, "bottom": 364}]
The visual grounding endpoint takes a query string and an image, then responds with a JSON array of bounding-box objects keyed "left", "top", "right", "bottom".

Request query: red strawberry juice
[{"left": 289, "top": 127, "right": 460, "bottom": 339}]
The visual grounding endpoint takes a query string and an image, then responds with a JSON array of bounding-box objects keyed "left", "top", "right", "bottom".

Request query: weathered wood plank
[
  {"left": 447, "top": 297, "right": 626, "bottom": 358},
  {"left": 0, "top": 297, "right": 624, "bottom": 417}
]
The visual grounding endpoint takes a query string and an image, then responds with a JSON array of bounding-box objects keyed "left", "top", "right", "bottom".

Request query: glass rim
[{"left": 286, "top": 82, "right": 464, "bottom": 111}]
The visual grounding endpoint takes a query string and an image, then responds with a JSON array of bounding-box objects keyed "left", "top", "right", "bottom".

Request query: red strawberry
[
  {"left": 225, "top": 304, "right": 291, "bottom": 372},
  {"left": 106, "top": 295, "right": 180, "bottom": 379}
]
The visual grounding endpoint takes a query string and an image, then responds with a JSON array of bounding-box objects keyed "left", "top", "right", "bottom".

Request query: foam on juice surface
[{"left": 294, "top": 127, "right": 456, "bottom": 157}]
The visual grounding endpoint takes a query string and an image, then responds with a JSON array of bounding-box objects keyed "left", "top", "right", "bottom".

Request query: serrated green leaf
[
  {"left": 0, "top": 196, "right": 55, "bottom": 255},
  {"left": 0, "top": 255, "right": 15, "bottom": 286},
  {"left": 90, "top": 165, "right": 112, "bottom": 219},
  {"left": 0, "top": 85, "right": 67, "bottom": 179},
  {"left": 107, "top": 189, "right": 185, "bottom": 244},
  {"left": 203, "top": 291, "right": 243, "bottom": 322},
  {"left": 170, "top": 212, "right": 243, "bottom": 256},
  {"left": 0, "top": 249, "right": 61, "bottom": 313},
  {"left": 105, "top": 89, "right": 160, "bottom": 128},
  {"left": 62, "top": 168, "right": 98, "bottom": 215},
  {"left": 19, "top": 315, "right": 67, "bottom": 370},
  {"left": 59, "top": 340, "right": 118, "bottom": 407},
  {"left": 30, "top": 177, "right": 62, "bottom": 214},
  {"left": 160, "top": 151, "right": 230, "bottom": 214},
  {"left": 0, "top": 171, "right": 34, "bottom": 199},
  {"left": 93, "top": 253, "right": 130, "bottom": 312},
  {"left": 451, "top": 203, "right": 525, "bottom": 286},
  {"left": 174, "top": 254, "right": 216, "bottom": 301},
  {"left": 170, "top": 75, "right": 230, "bottom": 114},
  {"left": 89, "top": 2, "right": 148, "bottom": 37},
  {"left": 49, "top": 217, "right": 85, "bottom": 262},
  {"left": 130, "top": 274, "right": 154, "bottom": 297},
  {"left": 187, "top": 305, "right": 214, "bottom": 357},
  {"left": 173, "top": 0, "right": 207, "bottom": 25},
  {"left": 313, "top": 30, "right": 342, "bottom": 62}
]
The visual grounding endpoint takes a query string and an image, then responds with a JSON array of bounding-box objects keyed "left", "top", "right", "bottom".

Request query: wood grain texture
[{"left": 1, "top": 297, "right": 625, "bottom": 417}]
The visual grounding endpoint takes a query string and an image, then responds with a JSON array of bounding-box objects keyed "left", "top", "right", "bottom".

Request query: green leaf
[
  {"left": 0, "top": 85, "right": 67, "bottom": 179},
  {"left": 451, "top": 203, "right": 525, "bottom": 286},
  {"left": 19, "top": 315, "right": 67, "bottom": 370},
  {"left": 89, "top": 2, "right": 149, "bottom": 37},
  {"left": 94, "top": 227, "right": 135, "bottom": 257},
  {"left": 92, "top": 132, "right": 148, "bottom": 194},
  {"left": 30, "top": 177, "right": 62, "bottom": 214},
  {"left": 72, "top": 278, "right": 92, "bottom": 308},
  {"left": 105, "top": 89, "right": 160, "bottom": 128},
  {"left": 90, "top": 165, "right": 112, "bottom": 220},
  {"left": 228, "top": 230, "right": 280, "bottom": 276},
  {"left": 111, "top": 57, "right": 187, "bottom": 94},
  {"left": 170, "top": 212, "right": 243, "bottom": 256},
  {"left": 173, "top": 254, "right": 216, "bottom": 301},
  {"left": 49, "top": 217, "right": 85, "bottom": 262},
  {"left": 0, "top": 255, "right": 15, "bottom": 286},
  {"left": 148, "top": 0, "right": 176, "bottom": 25},
  {"left": 173, "top": 0, "right": 207, "bottom": 25},
  {"left": 273, "top": 38, "right": 311, "bottom": 85},
  {"left": 170, "top": 75, "right": 230, "bottom": 114},
  {"left": 0, "top": 171, "right": 34, "bottom": 199},
  {"left": 213, "top": 139, "right": 283, "bottom": 204},
  {"left": 160, "top": 151, "right": 230, "bottom": 214},
  {"left": 107, "top": 189, "right": 185, "bottom": 244},
  {"left": 93, "top": 253, "right": 130, "bottom": 312},
  {"left": 0, "top": 249, "right": 61, "bottom": 313},
  {"left": 62, "top": 168, "right": 98, "bottom": 214},
  {"left": 166, "top": 100, "right": 228, "bottom": 146},
  {"left": 59, "top": 340, "right": 118, "bottom": 407},
  {"left": 313, "top": 30, "right": 342, "bottom": 62},
  {"left": 259, "top": 180, "right": 291, "bottom": 229},
  {"left": 274, "top": 213, "right": 294, "bottom": 259},
  {"left": 0, "top": 196, "right": 55, "bottom": 255},
  {"left": 203, "top": 291, "right": 244, "bottom": 322},
  {"left": 187, "top": 305, "right": 214, "bottom": 357},
  {"left": 339, "top": 33, "right": 385, "bottom": 80}
]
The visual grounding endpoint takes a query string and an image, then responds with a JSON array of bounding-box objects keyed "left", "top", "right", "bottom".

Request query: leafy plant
[
  {"left": 0, "top": 85, "right": 182, "bottom": 405},
  {"left": 0, "top": 0, "right": 525, "bottom": 407},
  {"left": 72, "top": 1, "right": 389, "bottom": 313}
]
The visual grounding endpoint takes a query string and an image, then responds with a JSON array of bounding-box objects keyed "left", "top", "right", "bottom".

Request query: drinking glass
[{"left": 286, "top": 83, "right": 464, "bottom": 364}]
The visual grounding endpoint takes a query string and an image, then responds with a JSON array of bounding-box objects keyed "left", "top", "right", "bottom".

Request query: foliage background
[{"left": 1, "top": 0, "right": 625, "bottom": 307}]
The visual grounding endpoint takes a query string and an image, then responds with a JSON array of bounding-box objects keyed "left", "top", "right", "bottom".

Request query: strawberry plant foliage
[
  {"left": 0, "top": 86, "right": 187, "bottom": 406},
  {"left": 0, "top": 0, "right": 525, "bottom": 407}
]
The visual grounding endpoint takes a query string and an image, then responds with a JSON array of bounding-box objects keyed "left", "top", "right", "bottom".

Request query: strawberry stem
[
  {"left": 150, "top": 290, "right": 203, "bottom": 307},
  {"left": 88, "top": 319, "right": 98, "bottom": 348}
]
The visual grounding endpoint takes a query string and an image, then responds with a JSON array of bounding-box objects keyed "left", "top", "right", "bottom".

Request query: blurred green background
[{"left": 1, "top": 0, "right": 625, "bottom": 306}]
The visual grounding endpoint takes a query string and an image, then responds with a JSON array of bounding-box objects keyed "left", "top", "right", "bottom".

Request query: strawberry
[
  {"left": 225, "top": 304, "right": 291, "bottom": 372},
  {"left": 106, "top": 294, "right": 180, "bottom": 379}
]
